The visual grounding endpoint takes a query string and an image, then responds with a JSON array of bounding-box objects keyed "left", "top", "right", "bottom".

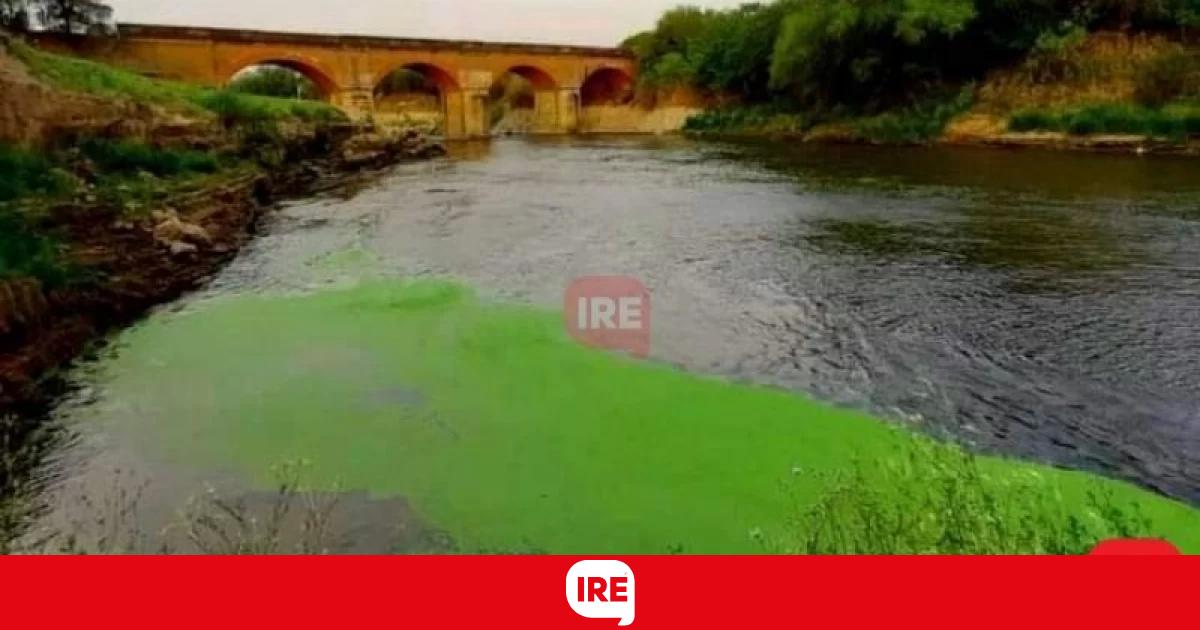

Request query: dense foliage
[
  {"left": 229, "top": 66, "right": 322, "bottom": 101},
  {"left": 626, "top": 0, "right": 1200, "bottom": 113},
  {"left": 0, "top": 146, "right": 74, "bottom": 285}
]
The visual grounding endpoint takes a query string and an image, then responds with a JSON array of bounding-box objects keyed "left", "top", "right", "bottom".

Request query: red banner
[{"left": 0, "top": 554, "right": 1194, "bottom": 628}]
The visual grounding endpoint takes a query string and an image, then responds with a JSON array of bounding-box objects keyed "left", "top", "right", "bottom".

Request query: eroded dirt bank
[
  {"left": 0, "top": 33, "right": 446, "bottom": 414},
  {"left": 0, "top": 130, "right": 444, "bottom": 414}
]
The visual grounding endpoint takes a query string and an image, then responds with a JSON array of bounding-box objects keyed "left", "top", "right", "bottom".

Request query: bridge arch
[
  {"left": 372, "top": 62, "right": 461, "bottom": 93},
  {"left": 504, "top": 65, "right": 558, "bottom": 90},
  {"left": 222, "top": 54, "right": 341, "bottom": 100},
  {"left": 581, "top": 67, "right": 635, "bottom": 107},
  {"left": 486, "top": 65, "right": 561, "bottom": 134},
  {"left": 372, "top": 62, "right": 465, "bottom": 135}
]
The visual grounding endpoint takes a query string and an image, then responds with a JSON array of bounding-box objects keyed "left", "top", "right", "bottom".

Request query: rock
[
  {"left": 417, "top": 142, "right": 447, "bottom": 158},
  {"left": 153, "top": 216, "right": 211, "bottom": 247},
  {"left": 178, "top": 221, "right": 212, "bottom": 246},
  {"left": 150, "top": 208, "right": 178, "bottom": 224},
  {"left": 167, "top": 241, "right": 198, "bottom": 257},
  {"left": 341, "top": 149, "right": 385, "bottom": 168}
]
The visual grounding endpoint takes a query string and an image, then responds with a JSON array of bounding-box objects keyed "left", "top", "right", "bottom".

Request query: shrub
[
  {"left": 1009, "top": 103, "right": 1200, "bottom": 139},
  {"left": 1010, "top": 109, "right": 1061, "bottom": 131},
  {"left": 851, "top": 86, "right": 975, "bottom": 143},
  {"left": 683, "top": 104, "right": 809, "bottom": 135},
  {"left": 1136, "top": 50, "right": 1200, "bottom": 107},
  {"left": 195, "top": 90, "right": 344, "bottom": 128},
  {"left": 229, "top": 66, "right": 321, "bottom": 100},
  {"left": 769, "top": 439, "right": 1153, "bottom": 555},
  {"left": 0, "top": 206, "right": 71, "bottom": 286},
  {"left": 1022, "top": 25, "right": 1089, "bottom": 84},
  {"left": 77, "top": 139, "right": 219, "bottom": 177},
  {"left": 0, "top": 144, "right": 75, "bottom": 202}
]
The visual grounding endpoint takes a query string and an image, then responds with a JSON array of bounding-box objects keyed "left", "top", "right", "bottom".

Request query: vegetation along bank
[
  {"left": 0, "top": 32, "right": 444, "bottom": 414},
  {"left": 624, "top": 0, "right": 1200, "bottom": 151}
]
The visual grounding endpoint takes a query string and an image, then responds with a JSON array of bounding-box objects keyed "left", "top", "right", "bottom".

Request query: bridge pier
[
  {"left": 527, "top": 89, "right": 580, "bottom": 134},
  {"left": 557, "top": 88, "right": 581, "bottom": 133},
  {"left": 437, "top": 89, "right": 489, "bottom": 139},
  {"left": 331, "top": 87, "right": 376, "bottom": 120}
]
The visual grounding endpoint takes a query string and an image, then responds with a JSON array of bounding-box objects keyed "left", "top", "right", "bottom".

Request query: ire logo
[
  {"left": 565, "top": 276, "right": 651, "bottom": 358},
  {"left": 566, "top": 560, "right": 636, "bottom": 626}
]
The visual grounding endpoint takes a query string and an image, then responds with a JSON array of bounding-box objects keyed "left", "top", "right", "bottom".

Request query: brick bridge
[{"left": 43, "top": 23, "right": 644, "bottom": 138}]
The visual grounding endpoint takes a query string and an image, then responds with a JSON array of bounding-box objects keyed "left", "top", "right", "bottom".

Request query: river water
[{"left": 27, "top": 136, "right": 1200, "bottom": 551}]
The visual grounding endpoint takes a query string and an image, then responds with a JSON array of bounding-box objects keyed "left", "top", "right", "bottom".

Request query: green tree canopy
[
  {"left": 627, "top": 0, "right": 1200, "bottom": 112},
  {"left": 229, "top": 66, "right": 322, "bottom": 100}
]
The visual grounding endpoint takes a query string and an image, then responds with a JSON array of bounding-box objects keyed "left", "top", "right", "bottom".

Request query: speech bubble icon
[{"left": 566, "top": 560, "right": 636, "bottom": 627}]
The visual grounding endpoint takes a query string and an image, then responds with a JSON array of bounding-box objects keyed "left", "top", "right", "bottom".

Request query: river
[{"left": 24, "top": 136, "right": 1200, "bottom": 552}]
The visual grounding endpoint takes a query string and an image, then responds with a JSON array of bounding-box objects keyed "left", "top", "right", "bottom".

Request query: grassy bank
[
  {"left": 0, "top": 40, "right": 351, "bottom": 287},
  {"left": 71, "top": 279, "right": 1200, "bottom": 554},
  {"left": 8, "top": 40, "right": 343, "bottom": 125},
  {"left": 1010, "top": 102, "right": 1200, "bottom": 138},
  {"left": 0, "top": 139, "right": 242, "bottom": 286},
  {"left": 684, "top": 88, "right": 975, "bottom": 144}
]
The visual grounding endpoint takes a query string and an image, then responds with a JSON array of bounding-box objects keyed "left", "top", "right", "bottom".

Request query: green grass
[
  {"left": 82, "top": 279, "right": 1200, "bottom": 554},
  {"left": 0, "top": 206, "right": 72, "bottom": 286},
  {"left": 684, "top": 88, "right": 974, "bottom": 144},
  {"left": 772, "top": 439, "right": 1152, "bottom": 554},
  {"left": 0, "top": 144, "right": 74, "bottom": 202},
  {"left": 0, "top": 138, "right": 237, "bottom": 280},
  {"left": 0, "top": 145, "right": 76, "bottom": 285},
  {"left": 850, "top": 87, "right": 975, "bottom": 144},
  {"left": 1010, "top": 103, "right": 1200, "bottom": 139},
  {"left": 684, "top": 104, "right": 810, "bottom": 136},
  {"left": 79, "top": 138, "right": 220, "bottom": 177},
  {"left": 7, "top": 40, "right": 345, "bottom": 125}
]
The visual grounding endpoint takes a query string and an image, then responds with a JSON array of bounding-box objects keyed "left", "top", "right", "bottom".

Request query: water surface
[{"left": 34, "top": 137, "right": 1200, "bottom": 549}]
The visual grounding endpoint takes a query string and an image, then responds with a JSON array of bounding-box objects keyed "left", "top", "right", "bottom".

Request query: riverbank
[
  {"left": 0, "top": 36, "right": 444, "bottom": 414},
  {"left": 679, "top": 33, "right": 1200, "bottom": 155}
]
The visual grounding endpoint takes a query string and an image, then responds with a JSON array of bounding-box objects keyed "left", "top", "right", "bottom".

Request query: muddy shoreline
[
  {"left": 0, "top": 129, "right": 442, "bottom": 416},
  {"left": 689, "top": 122, "right": 1200, "bottom": 156}
]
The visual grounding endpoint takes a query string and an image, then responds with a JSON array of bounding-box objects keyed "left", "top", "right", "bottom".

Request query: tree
[
  {"left": 770, "top": 0, "right": 977, "bottom": 109},
  {"left": 36, "top": 0, "right": 113, "bottom": 34},
  {"left": 0, "top": 0, "right": 31, "bottom": 32},
  {"left": 230, "top": 66, "right": 321, "bottom": 100}
]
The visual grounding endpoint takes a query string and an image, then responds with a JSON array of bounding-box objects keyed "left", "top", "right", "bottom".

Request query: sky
[{"left": 105, "top": 0, "right": 744, "bottom": 47}]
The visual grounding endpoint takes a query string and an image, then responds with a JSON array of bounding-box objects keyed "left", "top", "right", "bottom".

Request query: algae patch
[{"left": 78, "top": 280, "right": 1200, "bottom": 553}]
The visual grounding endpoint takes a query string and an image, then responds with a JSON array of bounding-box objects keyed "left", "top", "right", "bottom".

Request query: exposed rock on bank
[{"left": 340, "top": 129, "right": 447, "bottom": 168}]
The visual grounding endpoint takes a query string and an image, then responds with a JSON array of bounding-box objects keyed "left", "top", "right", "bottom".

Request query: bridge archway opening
[
  {"left": 581, "top": 67, "right": 634, "bottom": 107},
  {"left": 226, "top": 60, "right": 337, "bottom": 101},
  {"left": 488, "top": 66, "right": 557, "bottom": 133},
  {"left": 374, "top": 64, "right": 460, "bottom": 133}
]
